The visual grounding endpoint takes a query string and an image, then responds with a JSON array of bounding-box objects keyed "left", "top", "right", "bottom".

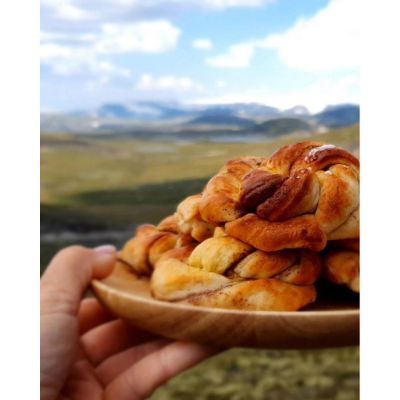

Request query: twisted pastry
[
  {"left": 196, "top": 142, "right": 359, "bottom": 252},
  {"left": 151, "top": 232, "right": 321, "bottom": 311},
  {"left": 117, "top": 141, "right": 359, "bottom": 311},
  {"left": 120, "top": 219, "right": 321, "bottom": 311},
  {"left": 175, "top": 194, "right": 216, "bottom": 242},
  {"left": 119, "top": 216, "right": 196, "bottom": 276},
  {"left": 198, "top": 157, "right": 264, "bottom": 223},
  {"left": 323, "top": 239, "right": 360, "bottom": 292}
]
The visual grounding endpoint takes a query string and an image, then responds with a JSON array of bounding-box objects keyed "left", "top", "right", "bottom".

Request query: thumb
[{"left": 41, "top": 245, "right": 116, "bottom": 316}]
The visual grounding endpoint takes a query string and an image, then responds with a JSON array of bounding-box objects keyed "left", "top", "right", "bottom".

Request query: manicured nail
[{"left": 94, "top": 244, "right": 117, "bottom": 254}]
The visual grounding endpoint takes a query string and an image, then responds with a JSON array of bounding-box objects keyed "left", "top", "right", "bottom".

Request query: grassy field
[
  {"left": 41, "top": 124, "right": 359, "bottom": 231},
  {"left": 41, "top": 125, "right": 359, "bottom": 399},
  {"left": 151, "top": 347, "right": 359, "bottom": 400}
]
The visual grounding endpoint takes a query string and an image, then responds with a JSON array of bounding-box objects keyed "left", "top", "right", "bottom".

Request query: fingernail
[{"left": 94, "top": 244, "right": 117, "bottom": 254}]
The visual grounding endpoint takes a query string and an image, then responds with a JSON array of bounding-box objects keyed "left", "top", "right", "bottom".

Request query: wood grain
[{"left": 92, "top": 262, "right": 359, "bottom": 349}]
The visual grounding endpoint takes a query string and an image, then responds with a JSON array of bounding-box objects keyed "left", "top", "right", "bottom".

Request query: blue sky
[{"left": 41, "top": 0, "right": 359, "bottom": 113}]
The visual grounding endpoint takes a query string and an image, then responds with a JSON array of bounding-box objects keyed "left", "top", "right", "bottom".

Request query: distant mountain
[
  {"left": 251, "top": 118, "right": 313, "bottom": 136},
  {"left": 199, "top": 103, "right": 280, "bottom": 119},
  {"left": 95, "top": 101, "right": 191, "bottom": 120},
  {"left": 188, "top": 114, "right": 253, "bottom": 127},
  {"left": 74, "top": 101, "right": 282, "bottom": 122},
  {"left": 41, "top": 101, "right": 359, "bottom": 135},
  {"left": 283, "top": 105, "right": 311, "bottom": 116},
  {"left": 315, "top": 104, "right": 359, "bottom": 128}
]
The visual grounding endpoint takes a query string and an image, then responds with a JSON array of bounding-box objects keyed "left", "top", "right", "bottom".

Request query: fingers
[
  {"left": 81, "top": 319, "right": 158, "bottom": 366},
  {"left": 78, "top": 298, "right": 114, "bottom": 335},
  {"left": 59, "top": 359, "right": 103, "bottom": 400},
  {"left": 96, "top": 339, "right": 170, "bottom": 386},
  {"left": 81, "top": 320, "right": 131, "bottom": 366},
  {"left": 104, "top": 341, "right": 219, "bottom": 400},
  {"left": 41, "top": 245, "right": 116, "bottom": 316}
]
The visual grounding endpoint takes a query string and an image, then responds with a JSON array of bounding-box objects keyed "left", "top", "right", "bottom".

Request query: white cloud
[
  {"left": 41, "top": 43, "right": 131, "bottom": 80},
  {"left": 194, "top": 74, "right": 359, "bottom": 113},
  {"left": 203, "top": 0, "right": 273, "bottom": 9},
  {"left": 206, "top": 42, "right": 255, "bottom": 68},
  {"left": 259, "top": 0, "right": 359, "bottom": 72},
  {"left": 137, "top": 74, "right": 203, "bottom": 92},
  {"left": 96, "top": 20, "right": 180, "bottom": 54},
  {"left": 216, "top": 79, "right": 226, "bottom": 88},
  {"left": 40, "top": 31, "right": 97, "bottom": 43},
  {"left": 41, "top": 43, "right": 73, "bottom": 61},
  {"left": 57, "top": 3, "right": 93, "bottom": 20},
  {"left": 206, "top": 0, "right": 359, "bottom": 72},
  {"left": 41, "top": 0, "right": 94, "bottom": 21},
  {"left": 41, "top": 19, "right": 180, "bottom": 82},
  {"left": 192, "top": 38, "right": 213, "bottom": 50},
  {"left": 41, "top": 0, "right": 273, "bottom": 27}
]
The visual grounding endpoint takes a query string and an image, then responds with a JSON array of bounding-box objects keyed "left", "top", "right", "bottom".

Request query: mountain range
[{"left": 41, "top": 102, "right": 359, "bottom": 138}]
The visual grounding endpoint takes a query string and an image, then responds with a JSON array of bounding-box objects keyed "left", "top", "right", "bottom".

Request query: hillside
[
  {"left": 251, "top": 118, "right": 314, "bottom": 136},
  {"left": 41, "top": 123, "right": 359, "bottom": 239},
  {"left": 41, "top": 102, "right": 359, "bottom": 135},
  {"left": 187, "top": 114, "right": 253, "bottom": 127},
  {"left": 315, "top": 104, "right": 359, "bottom": 128}
]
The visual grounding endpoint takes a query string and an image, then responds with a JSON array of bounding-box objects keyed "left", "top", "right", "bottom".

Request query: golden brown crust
[
  {"left": 188, "top": 236, "right": 252, "bottom": 274},
  {"left": 256, "top": 168, "right": 320, "bottom": 221},
  {"left": 240, "top": 170, "right": 286, "bottom": 212},
  {"left": 292, "top": 144, "right": 360, "bottom": 172},
  {"left": 176, "top": 232, "right": 196, "bottom": 247},
  {"left": 198, "top": 157, "right": 264, "bottom": 223},
  {"left": 150, "top": 230, "right": 321, "bottom": 310},
  {"left": 225, "top": 213, "right": 327, "bottom": 252},
  {"left": 155, "top": 244, "right": 197, "bottom": 265},
  {"left": 185, "top": 279, "right": 317, "bottom": 311},
  {"left": 120, "top": 225, "right": 166, "bottom": 275},
  {"left": 176, "top": 194, "right": 216, "bottom": 241},
  {"left": 264, "top": 141, "right": 322, "bottom": 175},
  {"left": 197, "top": 142, "right": 359, "bottom": 247},
  {"left": 234, "top": 249, "right": 321, "bottom": 285},
  {"left": 148, "top": 232, "right": 178, "bottom": 267},
  {"left": 323, "top": 249, "right": 359, "bottom": 292},
  {"left": 157, "top": 215, "right": 179, "bottom": 233},
  {"left": 315, "top": 165, "right": 359, "bottom": 235},
  {"left": 120, "top": 224, "right": 196, "bottom": 275},
  {"left": 115, "top": 140, "right": 360, "bottom": 311},
  {"left": 327, "top": 208, "right": 359, "bottom": 240},
  {"left": 265, "top": 141, "right": 359, "bottom": 175},
  {"left": 274, "top": 251, "right": 321, "bottom": 285},
  {"left": 213, "top": 226, "right": 227, "bottom": 238},
  {"left": 233, "top": 250, "right": 297, "bottom": 279},
  {"left": 151, "top": 259, "right": 231, "bottom": 301}
]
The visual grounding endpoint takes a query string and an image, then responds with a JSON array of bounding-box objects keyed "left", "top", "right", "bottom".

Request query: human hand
[{"left": 41, "top": 245, "right": 218, "bottom": 400}]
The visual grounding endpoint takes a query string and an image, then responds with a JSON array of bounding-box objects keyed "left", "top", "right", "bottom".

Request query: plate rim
[{"left": 92, "top": 278, "right": 360, "bottom": 318}]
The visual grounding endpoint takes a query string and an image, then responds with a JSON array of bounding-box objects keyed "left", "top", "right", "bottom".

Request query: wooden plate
[{"left": 92, "top": 262, "right": 359, "bottom": 349}]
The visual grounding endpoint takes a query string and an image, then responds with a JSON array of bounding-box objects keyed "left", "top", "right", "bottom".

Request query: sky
[{"left": 40, "top": 0, "right": 359, "bottom": 113}]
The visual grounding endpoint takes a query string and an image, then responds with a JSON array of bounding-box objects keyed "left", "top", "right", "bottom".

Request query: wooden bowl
[{"left": 92, "top": 262, "right": 359, "bottom": 349}]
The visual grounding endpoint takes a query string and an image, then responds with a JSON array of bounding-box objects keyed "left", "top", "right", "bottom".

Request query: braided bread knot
[
  {"left": 119, "top": 217, "right": 196, "bottom": 276},
  {"left": 118, "top": 141, "right": 360, "bottom": 310},
  {"left": 120, "top": 220, "right": 322, "bottom": 311},
  {"left": 151, "top": 230, "right": 321, "bottom": 311},
  {"left": 196, "top": 142, "right": 359, "bottom": 252}
]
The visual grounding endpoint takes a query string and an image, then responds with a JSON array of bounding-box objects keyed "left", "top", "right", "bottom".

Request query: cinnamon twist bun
[
  {"left": 175, "top": 194, "right": 217, "bottom": 242},
  {"left": 198, "top": 142, "right": 360, "bottom": 252},
  {"left": 115, "top": 141, "right": 359, "bottom": 311},
  {"left": 151, "top": 235, "right": 321, "bottom": 311},
  {"left": 119, "top": 216, "right": 196, "bottom": 276}
]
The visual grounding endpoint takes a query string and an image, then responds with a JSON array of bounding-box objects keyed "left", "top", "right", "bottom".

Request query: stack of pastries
[{"left": 118, "top": 141, "right": 360, "bottom": 311}]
